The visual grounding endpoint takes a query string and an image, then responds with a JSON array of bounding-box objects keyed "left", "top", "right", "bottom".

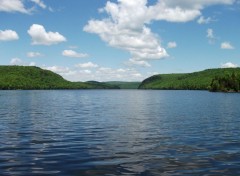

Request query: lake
[{"left": 0, "top": 90, "right": 240, "bottom": 175}]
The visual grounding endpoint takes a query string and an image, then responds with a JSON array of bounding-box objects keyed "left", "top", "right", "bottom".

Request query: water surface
[{"left": 0, "top": 90, "right": 240, "bottom": 175}]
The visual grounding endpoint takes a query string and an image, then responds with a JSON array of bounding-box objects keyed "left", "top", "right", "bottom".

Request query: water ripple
[{"left": 0, "top": 90, "right": 240, "bottom": 175}]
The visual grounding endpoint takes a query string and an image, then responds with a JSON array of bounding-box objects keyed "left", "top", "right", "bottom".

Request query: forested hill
[
  {"left": 138, "top": 68, "right": 240, "bottom": 90},
  {"left": 105, "top": 81, "right": 141, "bottom": 89},
  {"left": 0, "top": 66, "right": 119, "bottom": 90},
  {"left": 2, "top": 66, "right": 240, "bottom": 91}
]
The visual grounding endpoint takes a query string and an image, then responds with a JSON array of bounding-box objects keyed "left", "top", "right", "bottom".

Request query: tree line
[{"left": 209, "top": 72, "right": 240, "bottom": 92}]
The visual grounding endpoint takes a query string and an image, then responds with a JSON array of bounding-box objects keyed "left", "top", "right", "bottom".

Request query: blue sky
[{"left": 0, "top": 0, "right": 240, "bottom": 81}]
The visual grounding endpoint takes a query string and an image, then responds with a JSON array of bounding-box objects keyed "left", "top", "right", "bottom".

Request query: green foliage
[
  {"left": 209, "top": 72, "right": 240, "bottom": 92},
  {"left": 86, "top": 81, "right": 120, "bottom": 89},
  {"left": 105, "top": 81, "right": 141, "bottom": 89},
  {"left": 0, "top": 66, "right": 119, "bottom": 90},
  {"left": 139, "top": 68, "right": 240, "bottom": 90}
]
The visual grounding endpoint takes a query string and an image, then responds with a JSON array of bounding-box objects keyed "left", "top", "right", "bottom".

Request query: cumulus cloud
[
  {"left": 62, "top": 50, "right": 89, "bottom": 58},
  {"left": 167, "top": 41, "right": 177, "bottom": 48},
  {"left": 28, "top": 24, "right": 66, "bottom": 45},
  {"left": 84, "top": 20, "right": 168, "bottom": 61},
  {"left": 221, "top": 42, "right": 234, "bottom": 49},
  {"left": 84, "top": 0, "right": 234, "bottom": 63},
  {"left": 83, "top": 0, "right": 169, "bottom": 63},
  {"left": 27, "top": 52, "right": 42, "bottom": 58},
  {"left": 75, "top": 62, "right": 99, "bottom": 69},
  {"left": 0, "top": 30, "right": 19, "bottom": 41},
  {"left": 0, "top": 0, "right": 29, "bottom": 13},
  {"left": 221, "top": 62, "right": 238, "bottom": 68}
]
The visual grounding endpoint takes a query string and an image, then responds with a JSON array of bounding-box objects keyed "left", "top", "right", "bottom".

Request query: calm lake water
[{"left": 0, "top": 90, "right": 240, "bottom": 175}]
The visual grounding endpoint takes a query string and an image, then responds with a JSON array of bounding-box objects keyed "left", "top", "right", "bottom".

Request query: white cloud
[
  {"left": 221, "top": 62, "right": 238, "bottom": 68},
  {"left": 0, "top": 0, "right": 51, "bottom": 13},
  {"left": 28, "top": 24, "right": 66, "bottom": 45},
  {"left": 84, "top": 0, "right": 234, "bottom": 64},
  {"left": 197, "top": 16, "right": 212, "bottom": 24},
  {"left": 29, "top": 62, "right": 36, "bottom": 66},
  {"left": 10, "top": 57, "right": 37, "bottom": 66},
  {"left": 127, "top": 58, "right": 151, "bottom": 67},
  {"left": 10, "top": 58, "right": 23, "bottom": 65},
  {"left": 206, "top": 28, "right": 216, "bottom": 44},
  {"left": 167, "top": 41, "right": 177, "bottom": 48},
  {"left": 93, "top": 67, "right": 145, "bottom": 82},
  {"left": 44, "top": 66, "right": 74, "bottom": 75},
  {"left": 75, "top": 62, "right": 99, "bottom": 69},
  {"left": 31, "top": 0, "right": 46, "bottom": 9},
  {"left": 0, "top": 30, "right": 19, "bottom": 41},
  {"left": 0, "top": 0, "right": 29, "bottom": 13},
  {"left": 221, "top": 42, "right": 234, "bottom": 49},
  {"left": 42, "top": 64, "right": 146, "bottom": 82},
  {"left": 27, "top": 52, "right": 42, "bottom": 58},
  {"left": 62, "top": 50, "right": 88, "bottom": 58},
  {"left": 84, "top": 20, "right": 168, "bottom": 61},
  {"left": 83, "top": 0, "right": 169, "bottom": 63},
  {"left": 83, "top": 69, "right": 92, "bottom": 74}
]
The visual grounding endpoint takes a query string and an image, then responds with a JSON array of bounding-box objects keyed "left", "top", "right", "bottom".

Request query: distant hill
[
  {"left": 139, "top": 68, "right": 240, "bottom": 90},
  {"left": 86, "top": 81, "right": 120, "bottom": 89},
  {"left": 4, "top": 66, "right": 239, "bottom": 91},
  {"left": 0, "top": 66, "right": 119, "bottom": 90},
  {"left": 105, "top": 81, "right": 141, "bottom": 89}
]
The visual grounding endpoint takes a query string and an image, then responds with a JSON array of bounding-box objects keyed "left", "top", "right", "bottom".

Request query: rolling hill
[
  {"left": 0, "top": 66, "right": 119, "bottom": 90},
  {"left": 138, "top": 68, "right": 240, "bottom": 90},
  {"left": 105, "top": 81, "right": 141, "bottom": 89}
]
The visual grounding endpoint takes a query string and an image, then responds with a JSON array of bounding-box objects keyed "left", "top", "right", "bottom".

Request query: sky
[{"left": 0, "top": 0, "right": 240, "bottom": 82}]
